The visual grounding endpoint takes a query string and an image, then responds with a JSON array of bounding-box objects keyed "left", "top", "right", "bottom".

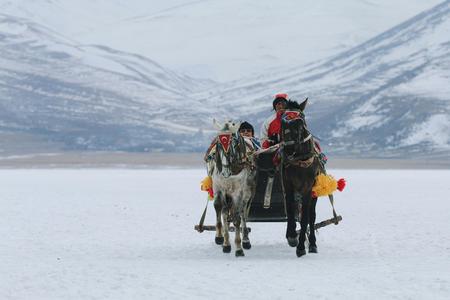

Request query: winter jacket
[{"left": 260, "top": 111, "right": 284, "bottom": 148}]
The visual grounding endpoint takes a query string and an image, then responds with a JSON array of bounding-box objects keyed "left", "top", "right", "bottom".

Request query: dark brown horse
[{"left": 280, "top": 99, "right": 320, "bottom": 257}]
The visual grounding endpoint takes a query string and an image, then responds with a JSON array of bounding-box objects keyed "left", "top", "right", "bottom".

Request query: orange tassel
[
  {"left": 311, "top": 174, "right": 347, "bottom": 198},
  {"left": 201, "top": 176, "right": 214, "bottom": 200}
]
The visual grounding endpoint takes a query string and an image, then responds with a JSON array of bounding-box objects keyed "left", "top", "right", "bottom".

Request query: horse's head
[
  {"left": 213, "top": 120, "right": 251, "bottom": 177},
  {"left": 213, "top": 119, "right": 240, "bottom": 134},
  {"left": 281, "top": 98, "right": 314, "bottom": 159}
]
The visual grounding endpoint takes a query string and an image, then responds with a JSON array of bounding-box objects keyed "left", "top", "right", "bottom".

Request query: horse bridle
[
  {"left": 216, "top": 133, "right": 252, "bottom": 177},
  {"left": 281, "top": 110, "right": 315, "bottom": 166}
]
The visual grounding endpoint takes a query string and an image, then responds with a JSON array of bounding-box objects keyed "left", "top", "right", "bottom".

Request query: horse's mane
[{"left": 285, "top": 100, "right": 301, "bottom": 110}]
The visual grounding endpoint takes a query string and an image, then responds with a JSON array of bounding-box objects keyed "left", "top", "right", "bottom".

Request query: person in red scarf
[
  {"left": 260, "top": 93, "right": 288, "bottom": 149},
  {"left": 260, "top": 93, "right": 328, "bottom": 164}
]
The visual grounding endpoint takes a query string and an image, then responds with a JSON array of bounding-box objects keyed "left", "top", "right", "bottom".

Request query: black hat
[{"left": 238, "top": 121, "right": 254, "bottom": 135}]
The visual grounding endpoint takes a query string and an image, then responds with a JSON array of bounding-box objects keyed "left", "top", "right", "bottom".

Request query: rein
[
  {"left": 283, "top": 133, "right": 312, "bottom": 146},
  {"left": 285, "top": 155, "right": 315, "bottom": 168}
]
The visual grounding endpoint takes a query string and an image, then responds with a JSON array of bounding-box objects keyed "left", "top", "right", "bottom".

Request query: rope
[
  {"left": 328, "top": 194, "right": 339, "bottom": 224},
  {"left": 253, "top": 143, "right": 280, "bottom": 156}
]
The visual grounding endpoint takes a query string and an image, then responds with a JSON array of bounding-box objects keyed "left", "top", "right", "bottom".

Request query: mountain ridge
[{"left": 0, "top": 1, "right": 449, "bottom": 158}]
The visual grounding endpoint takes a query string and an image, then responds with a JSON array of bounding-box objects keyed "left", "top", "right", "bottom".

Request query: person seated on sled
[
  {"left": 261, "top": 93, "right": 288, "bottom": 149},
  {"left": 238, "top": 121, "right": 261, "bottom": 150}
]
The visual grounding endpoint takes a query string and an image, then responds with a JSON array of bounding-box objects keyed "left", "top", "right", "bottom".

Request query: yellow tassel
[
  {"left": 312, "top": 173, "right": 338, "bottom": 197},
  {"left": 200, "top": 176, "right": 213, "bottom": 191}
]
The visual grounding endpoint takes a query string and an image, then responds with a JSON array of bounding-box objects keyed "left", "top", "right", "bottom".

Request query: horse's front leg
[
  {"left": 241, "top": 214, "right": 251, "bottom": 250},
  {"left": 214, "top": 195, "right": 224, "bottom": 245},
  {"left": 285, "top": 187, "right": 299, "bottom": 247},
  {"left": 241, "top": 192, "right": 252, "bottom": 250},
  {"left": 233, "top": 211, "right": 244, "bottom": 257},
  {"left": 296, "top": 193, "right": 311, "bottom": 257},
  {"left": 308, "top": 196, "right": 318, "bottom": 253},
  {"left": 222, "top": 209, "right": 231, "bottom": 253}
]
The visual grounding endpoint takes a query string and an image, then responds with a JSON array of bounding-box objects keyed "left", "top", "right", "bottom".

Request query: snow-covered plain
[{"left": 1, "top": 168, "right": 449, "bottom": 299}]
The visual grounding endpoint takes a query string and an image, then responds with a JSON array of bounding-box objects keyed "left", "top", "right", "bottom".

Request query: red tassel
[
  {"left": 337, "top": 178, "right": 346, "bottom": 191},
  {"left": 207, "top": 188, "right": 214, "bottom": 199}
]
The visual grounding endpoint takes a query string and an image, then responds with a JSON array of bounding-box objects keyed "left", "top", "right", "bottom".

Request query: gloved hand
[{"left": 269, "top": 135, "right": 279, "bottom": 145}]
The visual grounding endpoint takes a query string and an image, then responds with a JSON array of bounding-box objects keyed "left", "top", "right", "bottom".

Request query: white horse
[{"left": 210, "top": 120, "right": 257, "bottom": 257}]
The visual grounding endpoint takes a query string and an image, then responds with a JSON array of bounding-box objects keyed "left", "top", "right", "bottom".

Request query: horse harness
[
  {"left": 283, "top": 137, "right": 316, "bottom": 168},
  {"left": 216, "top": 133, "right": 255, "bottom": 176},
  {"left": 280, "top": 110, "right": 318, "bottom": 169}
]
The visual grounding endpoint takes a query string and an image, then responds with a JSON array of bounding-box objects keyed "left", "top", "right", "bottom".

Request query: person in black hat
[{"left": 238, "top": 121, "right": 254, "bottom": 138}]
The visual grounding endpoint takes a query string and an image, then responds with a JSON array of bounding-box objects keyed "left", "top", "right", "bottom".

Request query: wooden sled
[{"left": 195, "top": 152, "right": 342, "bottom": 233}]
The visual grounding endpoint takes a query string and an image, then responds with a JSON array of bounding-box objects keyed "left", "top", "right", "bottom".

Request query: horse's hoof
[
  {"left": 309, "top": 245, "right": 318, "bottom": 253},
  {"left": 287, "top": 236, "right": 299, "bottom": 247},
  {"left": 296, "top": 248, "right": 306, "bottom": 257},
  {"left": 242, "top": 241, "right": 252, "bottom": 250},
  {"left": 215, "top": 236, "right": 224, "bottom": 245},
  {"left": 223, "top": 245, "right": 231, "bottom": 253},
  {"left": 235, "top": 249, "right": 245, "bottom": 257}
]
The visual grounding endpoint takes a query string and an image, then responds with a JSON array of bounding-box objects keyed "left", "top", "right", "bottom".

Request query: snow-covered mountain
[
  {"left": 206, "top": 1, "right": 450, "bottom": 158},
  {"left": 0, "top": 1, "right": 449, "bottom": 158},
  {"left": 0, "top": 14, "right": 216, "bottom": 152},
  {"left": 0, "top": 0, "right": 441, "bottom": 81}
]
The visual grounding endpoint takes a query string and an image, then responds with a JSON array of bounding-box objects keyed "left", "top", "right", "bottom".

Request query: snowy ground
[{"left": 1, "top": 168, "right": 449, "bottom": 299}]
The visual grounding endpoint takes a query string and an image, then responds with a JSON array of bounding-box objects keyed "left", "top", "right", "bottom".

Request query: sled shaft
[
  {"left": 313, "top": 215, "right": 342, "bottom": 230},
  {"left": 195, "top": 216, "right": 341, "bottom": 233},
  {"left": 194, "top": 225, "right": 251, "bottom": 233}
]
